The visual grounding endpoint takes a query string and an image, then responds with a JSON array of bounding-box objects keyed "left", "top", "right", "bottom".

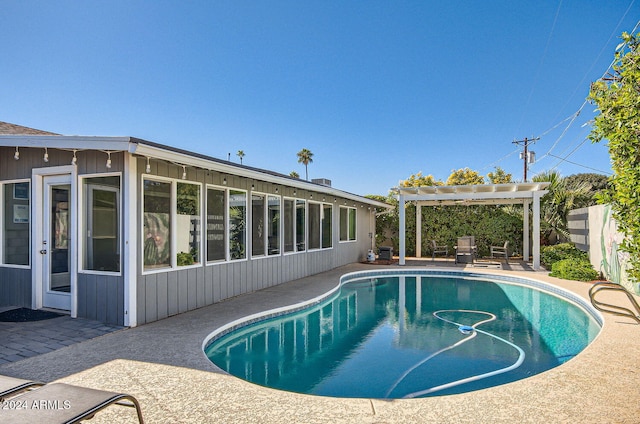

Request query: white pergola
[{"left": 395, "top": 182, "right": 550, "bottom": 270}]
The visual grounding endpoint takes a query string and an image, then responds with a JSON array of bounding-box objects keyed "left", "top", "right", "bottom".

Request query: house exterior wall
[
  {"left": 0, "top": 145, "right": 381, "bottom": 326},
  {"left": 0, "top": 146, "right": 125, "bottom": 324},
  {"left": 134, "top": 156, "right": 375, "bottom": 325},
  {"left": 0, "top": 267, "right": 31, "bottom": 307}
]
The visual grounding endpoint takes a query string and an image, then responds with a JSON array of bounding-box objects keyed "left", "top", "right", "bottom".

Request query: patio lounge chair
[
  {"left": 0, "top": 375, "right": 43, "bottom": 401},
  {"left": 491, "top": 241, "right": 509, "bottom": 263},
  {"left": 1, "top": 381, "right": 144, "bottom": 423},
  {"left": 431, "top": 240, "right": 448, "bottom": 261},
  {"left": 455, "top": 236, "right": 476, "bottom": 264}
]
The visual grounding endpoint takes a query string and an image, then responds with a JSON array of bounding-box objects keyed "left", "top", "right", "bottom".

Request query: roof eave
[
  {"left": 130, "top": 141, "right": 392, "bottom": 208},
  {"left": 0, "top": 135, "right": 391, "bottom": 209},
  {"left": 0, "top": 134, "right": 132, "bottom": 150}
]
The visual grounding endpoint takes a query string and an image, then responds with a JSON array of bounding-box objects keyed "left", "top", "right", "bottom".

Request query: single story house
[{"left": 0, "top": 122, "right": 390, "bottom": 327}]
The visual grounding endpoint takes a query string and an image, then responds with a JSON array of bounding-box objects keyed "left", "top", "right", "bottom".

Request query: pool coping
[{"left": 0, "top": 262, "right": 638, "bottom": 423}]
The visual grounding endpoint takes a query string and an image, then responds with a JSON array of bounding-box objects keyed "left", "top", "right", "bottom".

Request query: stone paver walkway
[{"left": 0, "top": 312, "right": 122, "bottom": 365}]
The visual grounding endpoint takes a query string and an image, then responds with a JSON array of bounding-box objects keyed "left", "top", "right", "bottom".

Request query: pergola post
[
  {"left": 399, "top": 193, "right": 406, "bottom": 265},
  {"left": 416, "top": 203, "right": 422, "bottom": 258},
  {"left": 533, "top": 192, "right": 542, "bottom": 270},
  {"left": 523, "top": 200, "right": 530, "bottom": 261}
]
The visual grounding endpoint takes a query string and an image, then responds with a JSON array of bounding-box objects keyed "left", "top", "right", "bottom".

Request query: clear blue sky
[{"left": 1, "top": 1, "right": 638, "bottom": 195}]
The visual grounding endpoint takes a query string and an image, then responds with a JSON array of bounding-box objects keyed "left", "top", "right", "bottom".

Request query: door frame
[{"left": 32, "top": 165, "right": 78, "bottom": 316}]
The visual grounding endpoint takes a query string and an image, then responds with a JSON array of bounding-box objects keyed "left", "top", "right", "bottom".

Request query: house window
[
  {"left": 284, "top": 198, "right": 305, "bottom": 253},
  {"left": 322, "top": 204, "right": 332, "bottom": 248},
  {"left": 308, "top": 203, "right": 321, "bottom": 250},
  {"left": 142, "top": 177, "right": 203, "bottom": 272},
  {"left": 206, "top": 187, "right": 226, "bottom": 262},
  {"left": 82, "top": 176, "right": 120, "bottom": 272},
  {"left": 229, "top": 190, "right": 247, "bottom": 260},
  {"left": 267, "top": 195, "right": 280, "bottom": 255},
  {"left": 340, "top": 206, "right": 357, "bottom": 242},
  {"left": 308, "top": 202, "right": 332, "bottom": 250},
  {"left": 251, "top": 193, "right": 265, "bottom": 257},
  {"left": 283, "top": 198, "right": 295, "bottom": 253},
  {"left": 2, "top": 181, "right": 30, "bottom": 266},
  {"left": 296, "top": 199, "right": 306, "bottom": 252},
  {"left": 177, "top": 182, "right": 201, "bottom": 266},
  {"left": 143, "top": 179, "right": 172, "bottom": 269}
]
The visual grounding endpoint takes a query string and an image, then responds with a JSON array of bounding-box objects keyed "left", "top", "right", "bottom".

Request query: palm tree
[
  {"left": 237, "top": 150, "right": 245, "bottom": 164},
  {"left": 532, "top": 170, "right": 591, "bottom": 242},
  {"left": 297, "top": 148, "right": 313, "bottom": 180},
  {"left": 289, "top": 171, "right": 300, "bottom": 178}
]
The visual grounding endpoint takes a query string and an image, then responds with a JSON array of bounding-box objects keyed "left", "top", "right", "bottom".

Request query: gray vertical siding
[
  {"left": 0, "top": 267, "right": 32, "bottom": 307},
  {"left": 1, "top": 147, "right": 380, "bottom": 327},
  {"left": 0, "top": 147, "right": 126, "bottom": 325},
  {"left": 134, "top": 154, "right": 377, "bottom": 325},
  {"left": 76, "top": 273, "right": 124, "bottom": 325},
  {"left": 0, "top": 147, "right": 124, "bottom": 179},
  {"left": 135, "top": 191, "right": 375, "bottom": 325}
]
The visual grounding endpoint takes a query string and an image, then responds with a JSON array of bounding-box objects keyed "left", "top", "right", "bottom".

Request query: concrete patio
[{"left": 0, "top": 261, "right": 638, "bottom": 423}]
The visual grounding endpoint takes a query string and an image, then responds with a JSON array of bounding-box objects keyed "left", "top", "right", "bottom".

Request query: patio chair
[
  {"left": 0, "top": 375, "right": 43, "bottom": 401},
  {"left": 1, "top": 382, "right": 144, "bottom": 423},
  {"left": 431, "top": 240, "right": 448, "bottom": 261},
  {"left": 455, "top": 236, "right": 476, "bottom": 264},
  {"left": 491, "top": 241, "right": 509, "bottom": 263}
]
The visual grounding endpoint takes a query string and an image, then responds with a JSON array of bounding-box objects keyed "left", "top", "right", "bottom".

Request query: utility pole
[{"left": 512, "top": 137, "right": 539, "bottom": 182}]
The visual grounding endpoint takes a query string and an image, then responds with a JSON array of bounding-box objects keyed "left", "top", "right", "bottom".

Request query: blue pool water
[{"left": 204, "top": 271, "right": 601, "bottom": 398}]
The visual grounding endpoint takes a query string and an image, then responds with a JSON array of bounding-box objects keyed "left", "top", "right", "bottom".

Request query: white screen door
[{"left": 41, "top": 174, "right": 73, "bottom": 310}]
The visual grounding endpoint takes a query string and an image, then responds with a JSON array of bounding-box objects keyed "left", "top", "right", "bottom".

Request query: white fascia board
[
  {"left": 0, "top": 135, "right": 132, "bottom": 151},
  {"left": 129, "top": 143, "right": 392, "bottom": 209}
]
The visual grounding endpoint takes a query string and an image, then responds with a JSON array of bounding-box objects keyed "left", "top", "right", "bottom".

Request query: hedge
[{"left": 550, "top": 258, "right": 600, "bottom": 282}]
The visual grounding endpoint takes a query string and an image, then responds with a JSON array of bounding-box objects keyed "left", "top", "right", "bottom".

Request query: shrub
[
  {"left": 550, "top": 258, "right": 600, "bottom": 282},
  {"left": 540, "top": 243, "right": 588, "bottom": 269}
]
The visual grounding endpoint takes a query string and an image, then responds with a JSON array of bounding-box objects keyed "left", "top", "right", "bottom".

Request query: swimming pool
[{"left": 204, "top": 270, "right": 601, "bottom": 398}]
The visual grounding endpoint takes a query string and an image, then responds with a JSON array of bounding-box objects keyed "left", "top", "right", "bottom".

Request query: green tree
[
  {"left": 399, "top": 172, "right": 443, "bottom": 187},
  {"left": 589, "top": 31, "right": 640, "bottom": 283},
  {"left": 297, "top": 148, "right": 314, "bottom": 180},
  {"left": 237, "top": 150, "right": 245, "bottom": 164},
  {"left": 289, "top": 171, "right": 300, "bottom": 178},
  {"left": 487, "top": 167, "right": 513, "bottom": 184},
  {"left": 446, "top": 168, "right": 484, "bottom": 185},
  {"left": 564, "top": 173, "right": 610, "bottom": 206}
]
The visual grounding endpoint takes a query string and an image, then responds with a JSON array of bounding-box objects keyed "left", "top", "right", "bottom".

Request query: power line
[
  {"left": 515, "top": 0, "right": 564, "bottom": 134},
  {"left": 547, "top": 153, "right": 612, "bottom": 175},
  {"left": 538, "top": 111, "right": 580, "bottom": 138},
  {"left": 481, "top": 112, "right": 580, "bottom": 171},
  {"left": 480, "top": 147, "right": 521, "bottom": 171},
  {"left": 483, "top": 16, "right": 639, "bottom": 178},
  {"left": 549, "top": 137, "right": 589, "bottom": 169},
  {"left": 535, "top": 109, "right": 583, "bottom": 162},
  {"left": 538, "top": 18, "right": 640, "bottom": 175}
]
